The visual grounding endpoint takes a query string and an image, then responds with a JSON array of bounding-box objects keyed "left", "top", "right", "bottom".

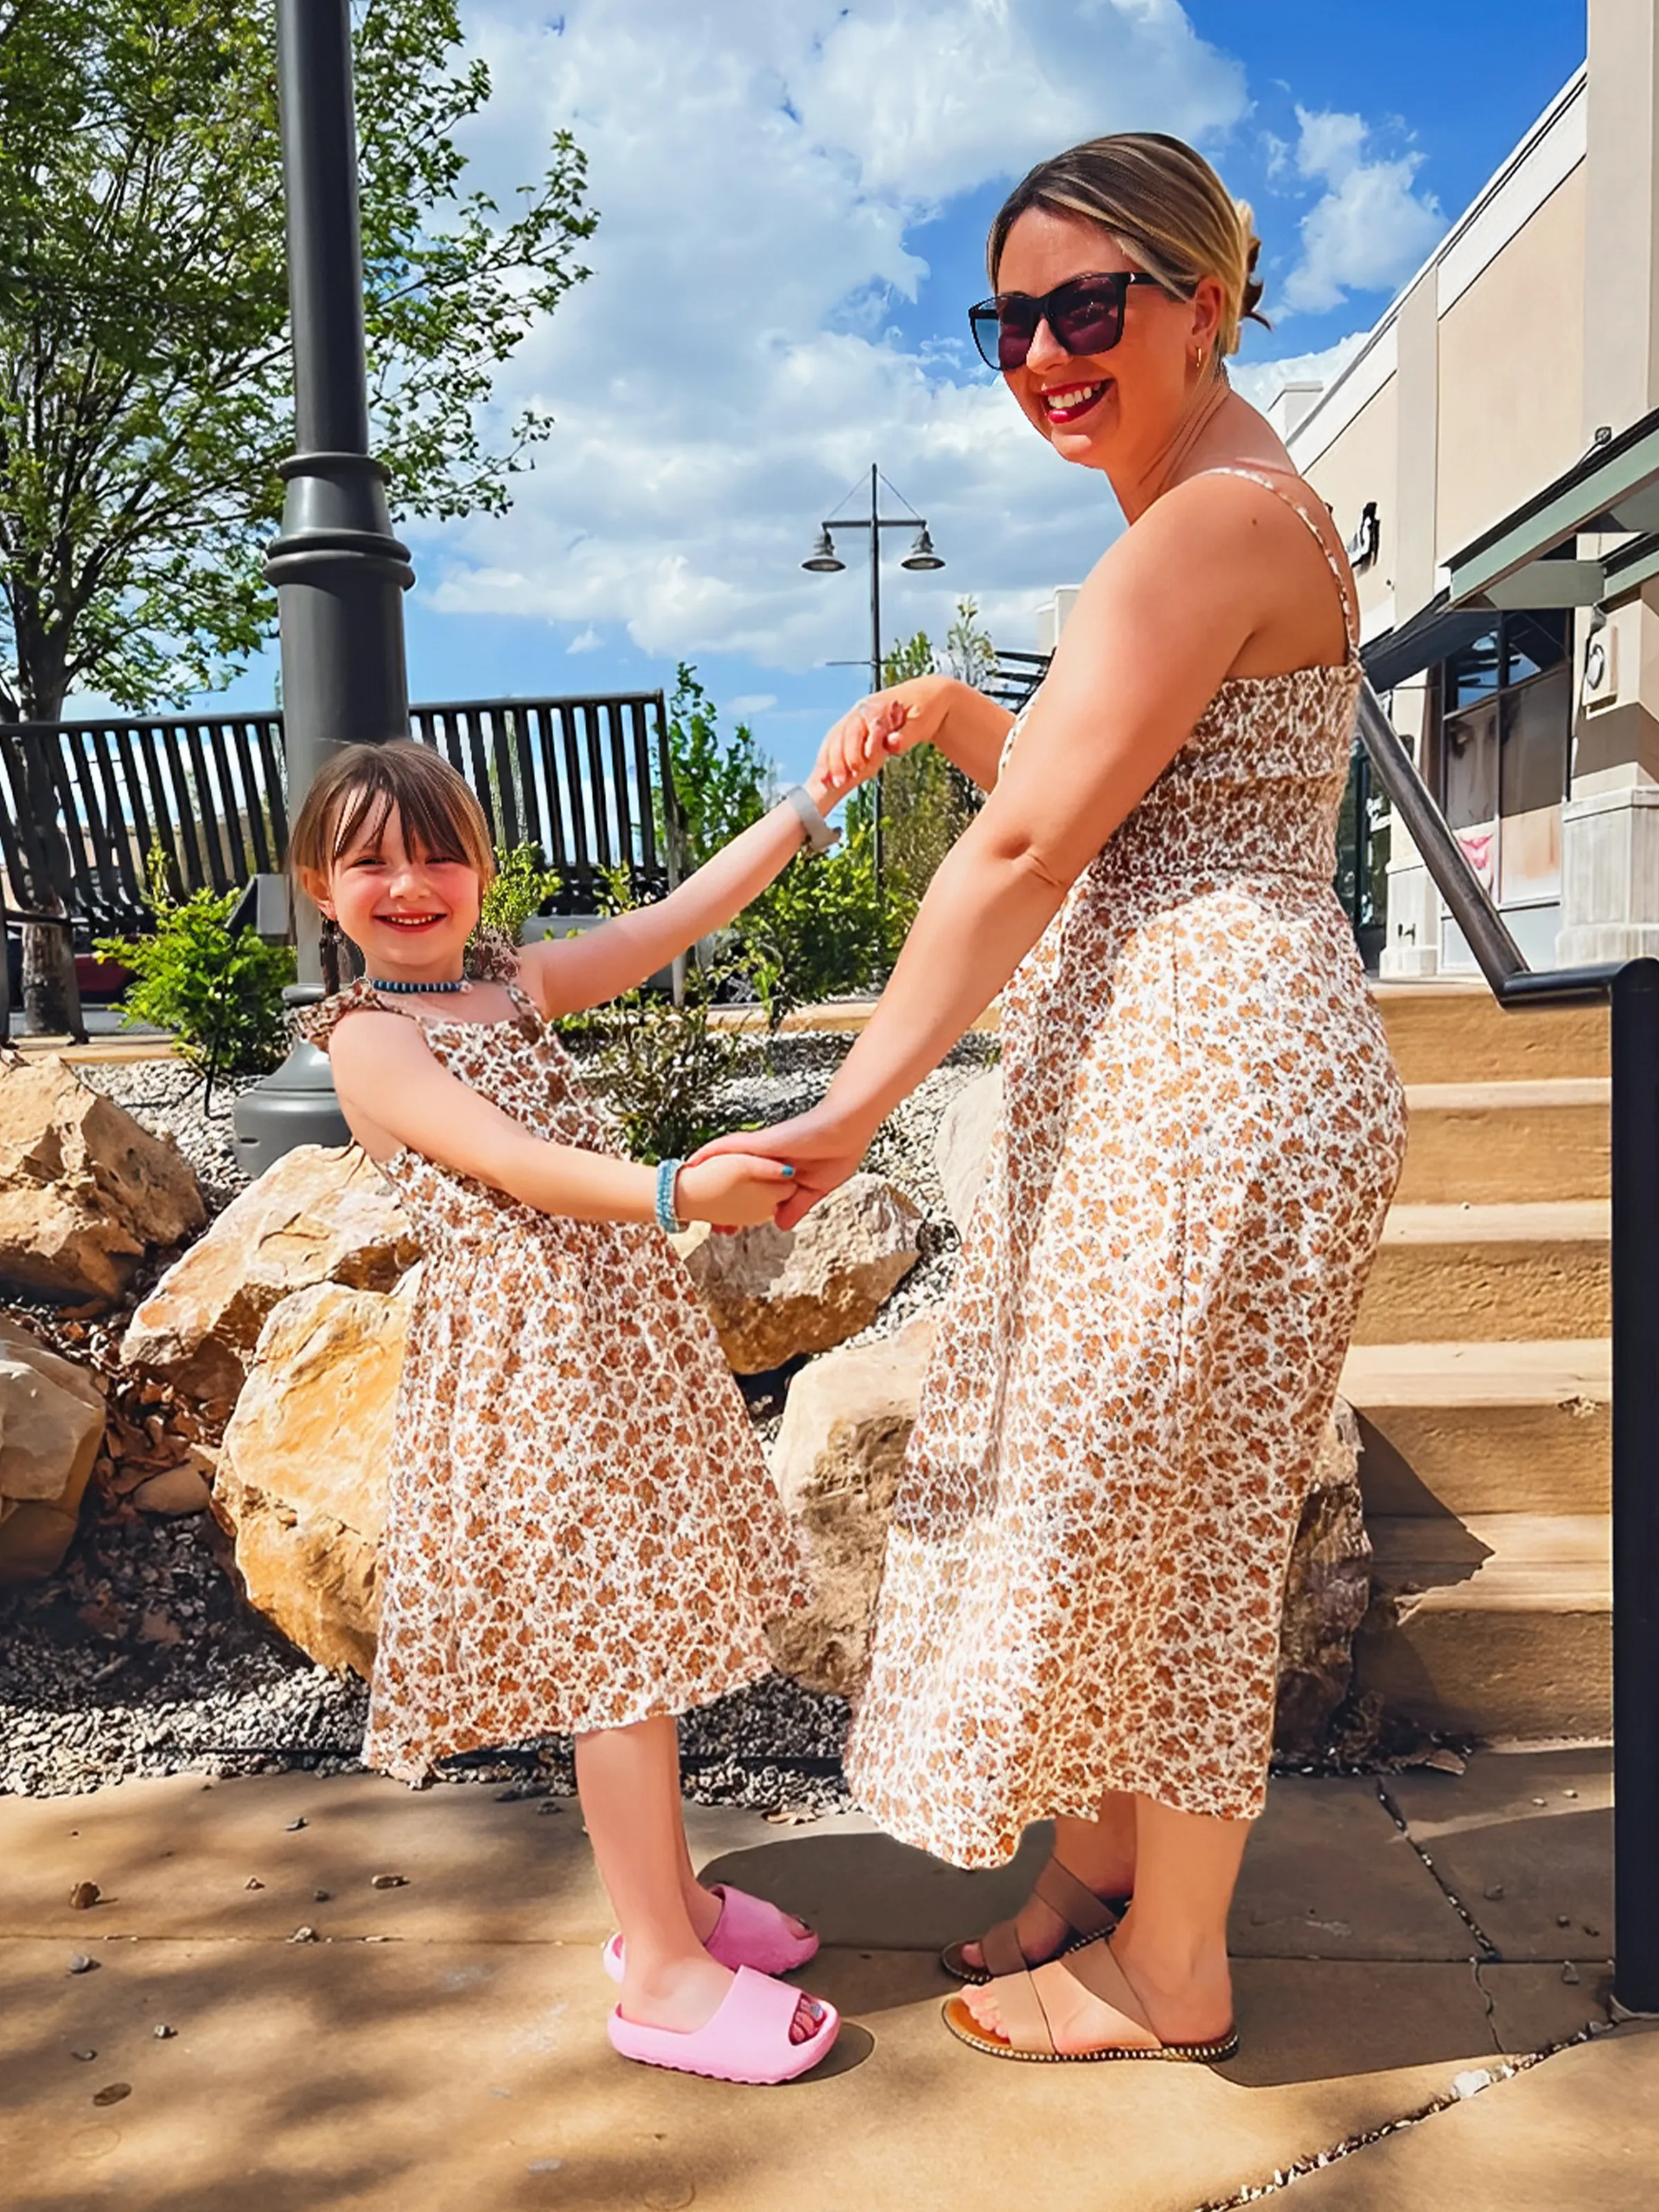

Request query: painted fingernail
[{"left": 782, "top": 1165, "right": 796, "bottom": 1177}]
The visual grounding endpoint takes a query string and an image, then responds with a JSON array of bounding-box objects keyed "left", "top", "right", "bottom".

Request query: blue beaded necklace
[{"left": 368, "top": 975, "right": 470, "bottom": 995}]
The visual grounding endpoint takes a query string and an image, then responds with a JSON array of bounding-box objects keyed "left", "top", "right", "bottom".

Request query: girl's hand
[
  {"left": 689, "top": 1104, "right": 874, "bottom": 1230},
  {"left": 675, "top": 1152, "right": 800, "bottom": 1229},
  {"left": 813, "top": 675, "right": 952, "bottom": 801}
]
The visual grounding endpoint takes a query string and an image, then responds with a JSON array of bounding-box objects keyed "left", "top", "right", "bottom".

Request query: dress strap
[{"left": 1196, "top": 464, "right": 1360, "bottom": 660}]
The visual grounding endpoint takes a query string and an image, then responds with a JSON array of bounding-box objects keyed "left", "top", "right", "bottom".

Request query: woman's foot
[
  {"left": 962, "top": 1925, "right": 1232, "bottom": 2056},
  {"left": 954, "top": 1856, "right": 1133, "bottom": 1977},
  {"left": 620, "top": 1952, "right": 825, "bottom": 2045}
]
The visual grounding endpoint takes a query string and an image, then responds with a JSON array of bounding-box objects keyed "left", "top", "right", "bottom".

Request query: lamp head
[
  {"left": 803, "top": 529, "right": 845, "bottom": 573},
  {"left": 901, "top": 526, "right": 944, "bottom": 572}
]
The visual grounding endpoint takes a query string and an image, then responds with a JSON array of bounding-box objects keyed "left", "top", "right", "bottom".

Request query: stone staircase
[{"left": 1342, "top": 980, "right": 1612, "bottom": 1743}]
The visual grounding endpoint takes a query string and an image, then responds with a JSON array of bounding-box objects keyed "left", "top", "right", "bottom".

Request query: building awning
[
  {"left": 1361, "top": 593, "right": 1496, "bottom": 693},
  {"left": 1446, "top": 402, "right": 1659, "bottom": 611}
]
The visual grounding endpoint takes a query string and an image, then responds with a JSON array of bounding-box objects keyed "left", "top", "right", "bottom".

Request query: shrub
[
  {"left": 97, "top": 847, "right": 295, "bottom": 1078},
  {"left": 480, "top": 843, "right": 561, "bottom": 941},
  {"left": 559, "top": 865, "right": 744, "bottom": 1162}
]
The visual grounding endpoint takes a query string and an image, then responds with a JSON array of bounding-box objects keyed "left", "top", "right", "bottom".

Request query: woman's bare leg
[
  {"left": 957, "top": 1787, "right": 1138, "bottom": 1973},
  {"left": 576, "top": 1716, "right": 818, "bottom": 2038},
  {"left": 964, "top": 1794, "right": 1246, "bottom": 2052}
]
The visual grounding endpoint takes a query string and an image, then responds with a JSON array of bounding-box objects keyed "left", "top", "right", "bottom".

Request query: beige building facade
[{"left": 1280, "top": 0, "right": 1659, "bottom": 975}]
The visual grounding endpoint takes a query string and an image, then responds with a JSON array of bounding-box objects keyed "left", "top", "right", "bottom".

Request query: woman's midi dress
[
  {"left": 299, "top": 964, "right": 807, "bottom": 1782},
  {"left": 843, "top": 469, "right": 1409, "bottom": 1865}
]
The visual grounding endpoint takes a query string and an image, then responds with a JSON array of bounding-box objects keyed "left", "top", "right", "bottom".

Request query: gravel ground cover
[{"left": 3, "top": 1029, "right": 995, "bottom": 1810}]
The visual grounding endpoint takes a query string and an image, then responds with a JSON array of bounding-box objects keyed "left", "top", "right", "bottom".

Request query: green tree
[
  {"left": 877, "top": 597, "right": 996, "bottom": 929},
  {"left": 0, "top": 0, "right": 594, "bottom": 722},
  {"left": 662, "top": 664, "right": 888, "bottom": 1026}
]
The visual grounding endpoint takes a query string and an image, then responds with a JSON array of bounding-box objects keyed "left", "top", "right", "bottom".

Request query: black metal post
[
  {"left": 867, "top": 464, "right": 884, "bottom": 899},
  {"left": 1611, "top": 958, "right": 1659, "bottom": 2016},
  {"left": 232, "top": 0, "right": 414, "bottom": 1177}
]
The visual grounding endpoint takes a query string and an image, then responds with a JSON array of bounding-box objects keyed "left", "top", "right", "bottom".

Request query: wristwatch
[{"left": 780, "top": 785, "right": 842, "bottom": 855}]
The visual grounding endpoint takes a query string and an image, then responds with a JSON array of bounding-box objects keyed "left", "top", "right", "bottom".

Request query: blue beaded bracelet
[{"left": 655, "top": 1156, "right": 685, "bottom": 1233}]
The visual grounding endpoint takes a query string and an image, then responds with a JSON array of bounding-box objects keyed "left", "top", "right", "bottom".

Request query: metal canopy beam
[{"left": 1447, "top": 405, "right": 1659, "bottom": 608}]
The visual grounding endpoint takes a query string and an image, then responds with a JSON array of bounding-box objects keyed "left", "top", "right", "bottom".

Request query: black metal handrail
[{"left": 1356, "top": 679, "right": 1657, "bottom": 2018}]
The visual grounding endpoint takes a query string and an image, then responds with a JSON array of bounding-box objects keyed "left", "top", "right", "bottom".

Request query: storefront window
[{"left": 1438, "top": 611, "right": 1571, "bottom": 910}]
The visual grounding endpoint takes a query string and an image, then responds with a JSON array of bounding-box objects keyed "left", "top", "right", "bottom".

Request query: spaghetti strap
[{"left": 1197, "top": 464, "right": 1360, "bottom": 660}]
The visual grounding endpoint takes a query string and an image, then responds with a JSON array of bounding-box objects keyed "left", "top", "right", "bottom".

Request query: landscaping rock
[
  {"left": 672, "top": 1174, "right": 923, "bottom": 1374},
  {"left": 123, "top": 1144, "right": 419, "bottom": 1403},
  {"left": 0, "top": 1050, "right": 204, "bottom": 1303},
  {"left": 0, "top": 1317, "right": 106, "bottom": 1582},
  {"left": 767, "top": 1313, "right": 937, "bottom": 1696},
  {"left": 1275, "top": 1396, "right": 1374, "bottom": 1759},
  {"left": 212, "top": 1273, "right": 415, "bottom": 1676},
  {"left": 933, "top": 1067, "right": 1002, "bottom": 1233},
  {"left": 130, "top": 1459, "right": 214, "bottom": 1516}
]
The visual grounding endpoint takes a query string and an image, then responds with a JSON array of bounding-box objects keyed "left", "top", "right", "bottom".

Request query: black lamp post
[
  {"left": 232, "top": 0, "right": 415, "bottom": 1178},
  {"left": 803, "top": 463, "right": 944, "bottom": 893}
]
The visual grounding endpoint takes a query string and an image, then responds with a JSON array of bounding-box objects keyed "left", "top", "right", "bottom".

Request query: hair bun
[{"left": 1235, "top": 198, "right": 1269, "bottom": 334}]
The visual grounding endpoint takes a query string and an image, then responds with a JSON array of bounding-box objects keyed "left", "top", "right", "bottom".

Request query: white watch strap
[{"left": 780, "top": 785, "right": 842, "bottom": 855}]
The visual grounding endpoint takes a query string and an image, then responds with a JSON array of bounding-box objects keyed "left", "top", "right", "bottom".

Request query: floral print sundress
[
  {"left": 299, "top": 952, "right": 806, "bottom": 1781},
  {"left": 843, "top": 468, "right": 1409, "bottom": 1864}
]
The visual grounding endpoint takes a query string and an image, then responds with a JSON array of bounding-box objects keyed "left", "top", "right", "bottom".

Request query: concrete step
[
  {"left": 1355, "top": 1512, "right": 1611, "bottom": 1742},
  {"left": 1342, "top": 1340, "right": 1610, "bottom": 1517},
  {"left": 1373, "top": 980, "right": 1608, "bottom": 1087},
  {"left": 1396, "top": 1079, "right": 1609, "bottom": 1204},
  {"left": 1356, "top": 1201, "right": 1609, "bottom": 1344}
]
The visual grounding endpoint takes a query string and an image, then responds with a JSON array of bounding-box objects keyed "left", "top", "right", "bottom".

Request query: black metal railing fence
[{"left": 0, "top": 691, "right": 675, "bottom": 955}]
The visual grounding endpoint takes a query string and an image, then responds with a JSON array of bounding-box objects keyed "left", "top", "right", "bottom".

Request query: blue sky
[{"left": 138, "top": 0, "right": 1586, "bottom": 791}]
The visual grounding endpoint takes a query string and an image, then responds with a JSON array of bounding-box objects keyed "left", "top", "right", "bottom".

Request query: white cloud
[
  {"left": 727, "top": 693, "right": 779, "bottom": 716},
  {"left": 410, "top": 2, "right": 1250, "bottom": 668},
  {"left": 1280, "top": 105, "right": 1445, "bottom": 315},
  {"left": 565, "top": 625, "right": 603, "bottom": 653}
]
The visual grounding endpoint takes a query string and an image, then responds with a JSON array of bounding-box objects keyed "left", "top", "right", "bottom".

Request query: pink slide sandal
[
  {"left": 608, "top": 1966, "right": 840, "bottom": 2083},
  {"left": 601, "top": 1883, "right": 819, "bottom": 1984}
]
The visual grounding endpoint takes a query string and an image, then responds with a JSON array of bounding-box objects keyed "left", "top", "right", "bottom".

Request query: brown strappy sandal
[
  {"left": 941, "top": 1935, "right": 1239, "bottom": 2065},
  {"left": 939, "top": 1857, "right": 1128, "bottom": 1985}
]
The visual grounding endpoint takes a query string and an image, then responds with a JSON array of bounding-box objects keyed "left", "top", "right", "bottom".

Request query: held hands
[
  {"left": 675, "top": 1152, "right": 799, "bottom": 1230},
  {"left": 689, "top": 1103, "right": 874, "bottom": 1231},
  {"left": 812, "top": 675, "right": 951, "bottom": 803}
]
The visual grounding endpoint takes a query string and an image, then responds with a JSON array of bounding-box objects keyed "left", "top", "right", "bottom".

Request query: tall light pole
[
  {"left": 803, "top": 464, "right": 943, "bottom": 894},
  {"left": 233, "top": 0, "right": 415, "bottom": 1177}
]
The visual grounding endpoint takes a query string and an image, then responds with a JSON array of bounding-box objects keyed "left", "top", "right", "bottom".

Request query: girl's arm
[
  {"left": 519, "top": 762, "right": 857, "bottom": 1021},
  {"left": 694, "top": 473, "right": 1322, "bottom": 1226},
  {"left": 815, "top": 675, "right": 1015, "bottom": 798},
  {"left": 327, "top": 1011, "right": 791, "bottom": 1228}
]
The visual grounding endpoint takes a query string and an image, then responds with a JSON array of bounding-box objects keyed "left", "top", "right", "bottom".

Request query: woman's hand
[
  {"left": 675, "top": 1152, "right": 800, "bottom": 1229},
  {"left": 689, "top": 1103, "right": 876, "bottom": 1230},
  {"left": 813, "top": 675, "right": 953, "bottom": 801}
]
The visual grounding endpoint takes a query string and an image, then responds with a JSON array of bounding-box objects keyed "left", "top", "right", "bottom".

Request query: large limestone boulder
[
  {"left": 934, "top": 1067, "right": 1002, "bottom": 1232},
  {"left": 0, "top": 1318, "right": 106, "bottom": 1582},
  {"left": 213, "top": 1273, "right": 414, "bottom": 1676},
  {"left": 124, "top": 1143, "right": 419, "bottom": 1405},
  {"left": 672, "top": 1173, "right": 923, "bottom": 1374},
  {"left": 1274, "top": 1398, "right": 1373, "bottom": 1759},
  {"left": 0, "top": 1050, "right": 205, "bottom": 1303},
  {"left": 767, "top": 1314, "right": 937, "bottom": 1696}
]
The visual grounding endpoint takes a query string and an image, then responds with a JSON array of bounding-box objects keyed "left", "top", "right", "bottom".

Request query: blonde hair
[{"left": 986, "top": 132, "right": 1268, "bottom": 373}]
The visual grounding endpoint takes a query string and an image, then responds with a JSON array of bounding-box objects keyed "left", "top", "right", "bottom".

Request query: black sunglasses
[{"left": 969, "top": 270, "right": 1164, "bottom": 373}]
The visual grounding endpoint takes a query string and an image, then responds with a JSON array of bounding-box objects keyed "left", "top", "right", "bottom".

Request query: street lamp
[
  {"left": 802, "top": 465, "right": 944, "bottom": 889},
  {"left": 232, "top": 0, "right": 415, "bottom": 1178}
]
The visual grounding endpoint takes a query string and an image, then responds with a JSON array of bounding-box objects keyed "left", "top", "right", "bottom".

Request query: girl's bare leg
[
  {"left": 957, "top": 1787, "right": 1138, "bottom": 1974},
  {"left": 575, "top": 1716, "right": 818, "bottom": 2038},
  {"left": 670, "top": 1796, "right": 813, "bottom": 1947},
  {"left": 964, "top": 1794, "right": 1246, "bottom": 2052}
]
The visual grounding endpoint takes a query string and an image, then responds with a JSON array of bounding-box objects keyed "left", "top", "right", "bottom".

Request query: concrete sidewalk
[{"left": 1, "top": 1746, "right": 1652, "bottom": 2211}]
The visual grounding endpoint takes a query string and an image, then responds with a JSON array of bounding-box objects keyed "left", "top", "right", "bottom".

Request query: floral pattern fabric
[
  {"left": 844, "top": 470, "right": 1408, "bottom": 1865},
  {"left": 299, "top": 963, "right": 805, "bottom": 1781}
]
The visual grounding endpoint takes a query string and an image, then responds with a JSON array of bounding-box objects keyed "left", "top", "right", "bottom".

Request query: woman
[{"left": 702, "top": 132, "right": 1406, "bottom": 2063}]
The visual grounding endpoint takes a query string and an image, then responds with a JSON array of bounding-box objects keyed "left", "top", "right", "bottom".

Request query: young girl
[{"left": 289, "top": 737, "right": 872, "bottom": 2086}]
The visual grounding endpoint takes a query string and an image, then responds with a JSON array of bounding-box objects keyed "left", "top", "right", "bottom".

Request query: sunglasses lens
[{"left": 1051, "top": 285, "right": 1122, "bottom": 355}]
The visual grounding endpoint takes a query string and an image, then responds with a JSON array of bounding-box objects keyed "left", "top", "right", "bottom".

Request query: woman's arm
[
  {"left": 816, "top": 675, "right": 1014, "bottom": 798},
  {"left": 328, "top": 1011, "right": 792, "bottom": 1228},
  {"left": 519, "top": 762, "right": 854, "bottom": 1020},
  {"left": 695, "top": 474, "right": 1314, "bottom": 1224}
]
